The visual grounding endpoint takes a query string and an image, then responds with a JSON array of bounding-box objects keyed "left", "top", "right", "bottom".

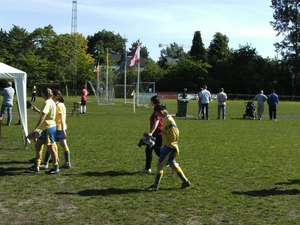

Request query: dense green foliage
[
  {"left": 1, "top": 97, "right": 300, "bottom": 224},
  {"left": 2, "top": 0, "right": 300, "bottom": 95},
  {"left": 271, "top": 0, "right": 300, "bottom": 95}
]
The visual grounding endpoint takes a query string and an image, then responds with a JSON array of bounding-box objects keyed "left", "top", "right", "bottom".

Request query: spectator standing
[
  {"left": 217, "top": 88, "right": 227, "bottom": 119},
  {"left": 0, "top": 81, "right": 15, "bottom": 126},
  {"left": 267, "top": 89, "right": 279, "bottom": 121},
  {"left": 80, "top": 85, "right": 89, "bottom": 114},
  {"left": 252, "top": 90, "right": 267, "bottom": 120},
  {"left": 31, "top": 85, "right": 37, "bottom": 102},
  {"left": 199, "top": 85, "right": 211, "bottom": 120},
  {"left": 182, "top": 88, "right": 187, "bottom": 99},
  {"left": 197, "top": 88, "right": 203, "bottom": 119},
  {"left": 138, "top": 95, "right": 163, "bottom": 173}
]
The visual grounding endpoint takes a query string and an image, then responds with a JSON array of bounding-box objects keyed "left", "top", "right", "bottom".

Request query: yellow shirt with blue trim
[
  {"left": 40, "top": 98, "right": 56, "bottom": 130},
  {"left": 55, "top": 102, "right": 67, "bottom": 131},
  {"left": 162, "top": 115, "right": 180, "bottom": 156}
]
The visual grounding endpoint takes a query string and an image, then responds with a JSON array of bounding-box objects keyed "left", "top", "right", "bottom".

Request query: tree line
[{"left": 0, "top": 1, "right": 299, "bottom": 95}]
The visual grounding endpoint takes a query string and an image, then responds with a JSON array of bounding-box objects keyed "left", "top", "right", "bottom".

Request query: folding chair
[{"left": 71, "top": 102, "right": 81, "bottom": 116}]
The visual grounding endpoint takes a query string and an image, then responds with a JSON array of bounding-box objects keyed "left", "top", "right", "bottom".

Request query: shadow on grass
[
  {"left": 0, "top": 160, "right": 30, "bottom": 165},
  {"left": 56, "top": 188, "right": 144, "bottom": 196},
  {"left": 56, "top": 186, "right": 186, "bottom": 196},
  {"left": 83, "top": 170, "right": 138, "bottom": 177},
  {"left": 232, "top": 188, "right": 300, "bottom": 197},
  {"left": 230, "top": 118, "right": 255, "bottom": 120},
  {"left": 0, "top": 147, "right": 25, "bottom": 150},
  {"left": 275, "top": 179, "right": 300, "bottom": 185},
  {"left": 0, "top": 167, "right": 31, "bottom": 176}
]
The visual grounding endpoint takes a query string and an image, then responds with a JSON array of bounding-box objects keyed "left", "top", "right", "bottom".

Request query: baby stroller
[{"left": 243, "top": 101, "right": 256, "bottom": 119}]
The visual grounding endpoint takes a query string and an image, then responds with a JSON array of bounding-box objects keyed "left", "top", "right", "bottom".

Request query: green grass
[{"left": 1, "top": 96, "right": 300, "bottom": 224}]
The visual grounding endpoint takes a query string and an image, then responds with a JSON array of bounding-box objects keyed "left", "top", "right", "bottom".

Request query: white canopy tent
[{"left": 0, "top": 62, "right": 28, "bottom": 148}]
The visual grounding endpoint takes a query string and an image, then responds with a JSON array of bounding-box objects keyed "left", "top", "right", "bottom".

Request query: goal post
[{"left": 124, "top": 82, "right": 156, "bottom": 107}]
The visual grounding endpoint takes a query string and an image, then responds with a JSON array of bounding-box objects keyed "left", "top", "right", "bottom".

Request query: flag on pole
[
  {"left": 122, "top": 50, "right": 127, "bottom": 74},
  {"left": 95, "top": 61, "right": 100, "bottom": 77},
  {"left": 106, "top": 48, "right": 109, "bottom": 67},
  {"left": 129, "top": 42, "right": 141, "bottom": 67}
]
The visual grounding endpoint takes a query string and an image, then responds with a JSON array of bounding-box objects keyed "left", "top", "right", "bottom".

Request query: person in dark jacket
[{"left": 267, "top": 89, "right": 279, "bottom": 121}]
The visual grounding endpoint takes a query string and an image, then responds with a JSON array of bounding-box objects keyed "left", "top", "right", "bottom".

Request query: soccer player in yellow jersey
[
  {"left": 29, "top": 88, "right": 59, "bottom": 174},
  {"left": 147, "top": 104, "right": 191, "bottom": 191},
  {"left": 40, "top": 89, "right": 71, "bottom": 169}
]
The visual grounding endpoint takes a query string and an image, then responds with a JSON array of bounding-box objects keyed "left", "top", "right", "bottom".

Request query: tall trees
[
  {"left": 157, "top": 42, "right": 187, "bottom": 67},
  {"left": 0, "top": 23, "right": 297, "bottom": 95},
  {"left": 0, "top": 25, "right": 94, "bottom": 88},
  {"left": 208, "top": 32, "right": 231, "bottom": 64},
  {"left": 270, "top": 0, "right": 300, "bottom": 94},
  {"left": 207, "top": 32, "right": 232, "bottom": 90},
  {"left": 86, "top": 29, "right": 126, "bottom": 61},
  {"left": 228, "top": 44, "right": 264, "bottom": 93},
  {"left": 0, "top": 29, "right": 13, "bottom": 63},
  {"left": 7, "top": 25, "right": 30, "bottom": 67},
  {"left": 190, "top": 31, "right": 207, "bottom": 62}
]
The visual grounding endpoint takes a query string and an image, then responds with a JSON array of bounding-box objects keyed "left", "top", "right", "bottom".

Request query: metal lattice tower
[
  {"left": 71, "top": 0, "right": 77, "bottom": 34},
  {"left": 70, "top": 0, "right": 78, "bottom": 96}
]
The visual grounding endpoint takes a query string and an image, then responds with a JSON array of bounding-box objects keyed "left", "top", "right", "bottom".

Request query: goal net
[
  {"left": 125, "top": 82, "right": 156, "bottom": 107},
  {"left": 87, "top": 79, "right": 115, "bottom": 105}
]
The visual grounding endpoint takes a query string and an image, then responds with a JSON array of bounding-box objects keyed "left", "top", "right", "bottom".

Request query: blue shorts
[
  {"left": 55, "top": 130, "right": 66, "bottom": 142},
  {"left": 38, "top": 126, "right": 56, "bottom": 145},
  {"left": 158, "top": 145, "right": 177, "bottom": 166}
]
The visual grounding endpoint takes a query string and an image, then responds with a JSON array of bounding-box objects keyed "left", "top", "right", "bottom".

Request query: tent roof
[
  {"left": 0, "top": 62, "right": 26, "bottom": 76},
  {"left": 0, "top": 62, "right": 28, "bottom": 149}
]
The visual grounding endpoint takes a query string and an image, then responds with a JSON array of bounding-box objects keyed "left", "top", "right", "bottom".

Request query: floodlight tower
[
  {"left": 70, "top": 0, "right": 78, "bottom": 96},
  {"left": 71, "top": 0, "right": 77, "bottom": 34}
]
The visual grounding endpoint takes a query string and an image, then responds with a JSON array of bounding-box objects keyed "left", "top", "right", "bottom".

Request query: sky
[{"left": 0, "top": 0, "right": 282, "bottom": 61}]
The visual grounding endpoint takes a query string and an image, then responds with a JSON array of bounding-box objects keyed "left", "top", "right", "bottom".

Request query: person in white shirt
[
  {"left": 252, "top": 90, "right": 267, "bottom": 120},
  {"left": 217, "top": 88, "right": 227, "bottom": 120},
  {"left": 199, "top": 85, "right": 211, "bottom": 120},
  {"left": 0, "top": 81, "right": 15, "bottom": 126}
]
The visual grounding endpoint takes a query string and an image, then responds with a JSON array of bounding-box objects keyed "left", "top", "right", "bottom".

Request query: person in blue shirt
[
  {"left": 199, "top": 85, "right": 211, "bottom": 120},
  {"left": 267, "top": 89, "right": 279, "bottom": 121}
]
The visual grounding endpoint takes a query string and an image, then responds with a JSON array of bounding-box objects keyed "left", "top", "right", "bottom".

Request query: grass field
[{"left": 1, "top": 96, "right": 300, "bottom": 224}]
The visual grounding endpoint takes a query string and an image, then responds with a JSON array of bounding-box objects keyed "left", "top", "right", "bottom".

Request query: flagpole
[
  {"left": 136, "top": 41, "right": 140, "bottom": 106},
  {"left": 131, "top": 90, "right": 135, "bottom": 113},
  {"left": 106, "top": 48, "right": 109, "bottom": 102},
  {"left": 97, "top": 60, "right": 100, "bottom": 105},
  {"left": 128, "top": 41, "right": 141, "bottom": 106},
  {"left": 124, "top": 43, "right": 127, "bottom": 105},
  {"left": 137, "top": 58, "right": 140, "bottom": 106}
]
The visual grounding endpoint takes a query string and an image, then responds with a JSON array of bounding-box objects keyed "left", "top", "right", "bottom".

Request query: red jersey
[
  {"left": 150, "top": 111, "right": 163, "bottom": 135},
  {"left": 82, "top": 88, "right": 89, "bottom": 101}
]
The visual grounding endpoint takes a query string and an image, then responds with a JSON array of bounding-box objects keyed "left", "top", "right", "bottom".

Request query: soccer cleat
[
  {"left": 61, "top": 162, "right": 71, "bottom": 169},
  {"left": 138, "top": 168, "right": 151, "bottom": 173},
  {"left": 181, "top": 181, "right": 191, "bottom": 189},
  {"left": 39, "top": 164, "right": 48, "bottom": 170},
  {"left": 146, "top": 184, "right": 158, "bottom": 191},
  {"left": 45, "top": 168, "right": 59, "bottom": 174},
  {"left": 29, "top": 165, "right": 39, "bottom": 172}
]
